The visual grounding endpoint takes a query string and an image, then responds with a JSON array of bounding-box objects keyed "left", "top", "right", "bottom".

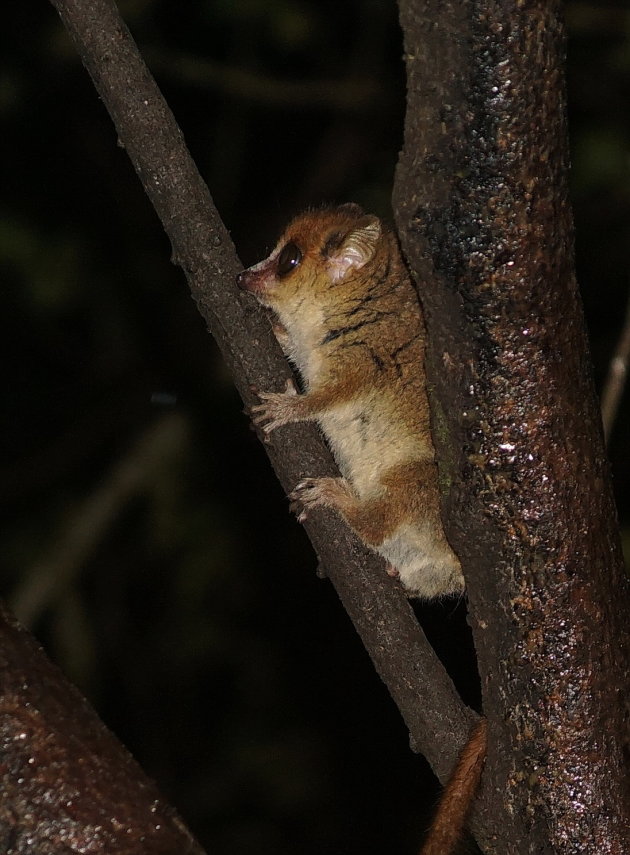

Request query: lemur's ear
[{"left": 325, "top": 216, "right": 381, "bottom": 283}]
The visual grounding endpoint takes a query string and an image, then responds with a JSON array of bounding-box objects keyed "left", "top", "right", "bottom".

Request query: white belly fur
[
  {"left": 379, "top": 521, "right": 464, "bottom": 599},
  {"left": 315, "top": 393, "right": 461, "bottom": 599},
  {"left": 316, "top": 392, "right": 422, "bottom": 497}
]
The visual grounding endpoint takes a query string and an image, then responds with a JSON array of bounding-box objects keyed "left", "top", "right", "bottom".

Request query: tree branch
[
  {"left": 144, "top": 48, "right": 384, "bottom": 111},
  {"left": 0, "top": 604, "right": 204, "bottom": 854},
  {"left": 394, "top": 1, "right": 630, "bottom": 853},
  {"left": 0, "top": 0, "right": 482, "bottom": 847},
  {"left": 600, "top": 287, "right": 630, "bottom": 442},
  {"left": 46, "top": 0, "right": 475, "bottom": 762},
  {"left": 46, "top": 0, "right": 475, "bottom": 759},
  {"left": 10, "top": 413, "right": 189, "bottom": 626}
]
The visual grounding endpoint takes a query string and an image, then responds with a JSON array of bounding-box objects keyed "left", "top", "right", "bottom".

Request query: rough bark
[
  {"left": 0, "top": 605, "right": 204, "bottom": 854},
  {"left": 394, "top": 2, "right": 630, "bottom": 854}
]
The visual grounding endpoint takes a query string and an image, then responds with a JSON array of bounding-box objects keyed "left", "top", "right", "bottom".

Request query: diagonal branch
[
  {"left": 600, "top": 286, "right": 630, "bottom": 441},
  {"left": 46, "top": 0, "right": 473, "bottom": 763},
  {"left": 11, "top": 413, "right": 189, "bottom": 626},
  {"left": 0, "top": 603, "right": 205, "bottom": 854},
  {"left": 2, "top": 5, "right": 484, "bottom": 848}
]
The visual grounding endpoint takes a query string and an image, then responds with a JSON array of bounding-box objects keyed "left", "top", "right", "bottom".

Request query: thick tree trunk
[{"left": 394, "top": 2, "right": 630, "bottom": 853}]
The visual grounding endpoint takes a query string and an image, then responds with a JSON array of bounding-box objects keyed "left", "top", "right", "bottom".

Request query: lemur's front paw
[
  {"left": 289, "top": 476, "right": 351, "bottom": 522},
  {"left": 251, "top": 379, "right": 299, "bottom": 435}
]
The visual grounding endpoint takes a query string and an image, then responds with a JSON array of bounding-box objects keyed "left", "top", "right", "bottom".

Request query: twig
[
  {"left": 145, "top": 49, "right": 384, "bottom": 110},
  {"left": 600, "top": 288, "right": 630, "bottom": 442},
  {"left": 10, "top": 413, "right": 189, "bottom": 626}
]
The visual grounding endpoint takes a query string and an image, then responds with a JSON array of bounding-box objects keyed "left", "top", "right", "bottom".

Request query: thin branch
[
  {"left": 10, "top": 413, "right": 189, "bottom": 626},
  {"left": 145, "top": 49, "right": 384, "bottom": 111},
  {"left": 600, "top": 287, "right": 630, "bottom": 441},
  {"left": 45, "top": 0, "right": 472, "bottom": 770},
  {"left": 4, "top": 2, "right": 471, "bottom": 852}
]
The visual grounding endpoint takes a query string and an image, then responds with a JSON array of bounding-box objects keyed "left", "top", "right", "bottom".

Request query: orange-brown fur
[{"left": 420, "top": 718, "right": 487, "bottom": 855}]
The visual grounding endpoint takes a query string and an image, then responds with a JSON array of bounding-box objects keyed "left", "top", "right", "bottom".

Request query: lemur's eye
[{"left": 276, "top": 241, "right": 302, "bottom": 278}]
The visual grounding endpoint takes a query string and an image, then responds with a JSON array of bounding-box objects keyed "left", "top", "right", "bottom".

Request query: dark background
[{"left": 2, "top": 2, "right": 629, "bottom": 853}]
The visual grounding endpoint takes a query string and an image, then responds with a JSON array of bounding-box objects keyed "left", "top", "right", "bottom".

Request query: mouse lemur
[
  {"left": 237, "top": 203, "right": 463, "bottom": 599},
  {"left": 237, "top": 204, "right": 484, "bottom": 855}
]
